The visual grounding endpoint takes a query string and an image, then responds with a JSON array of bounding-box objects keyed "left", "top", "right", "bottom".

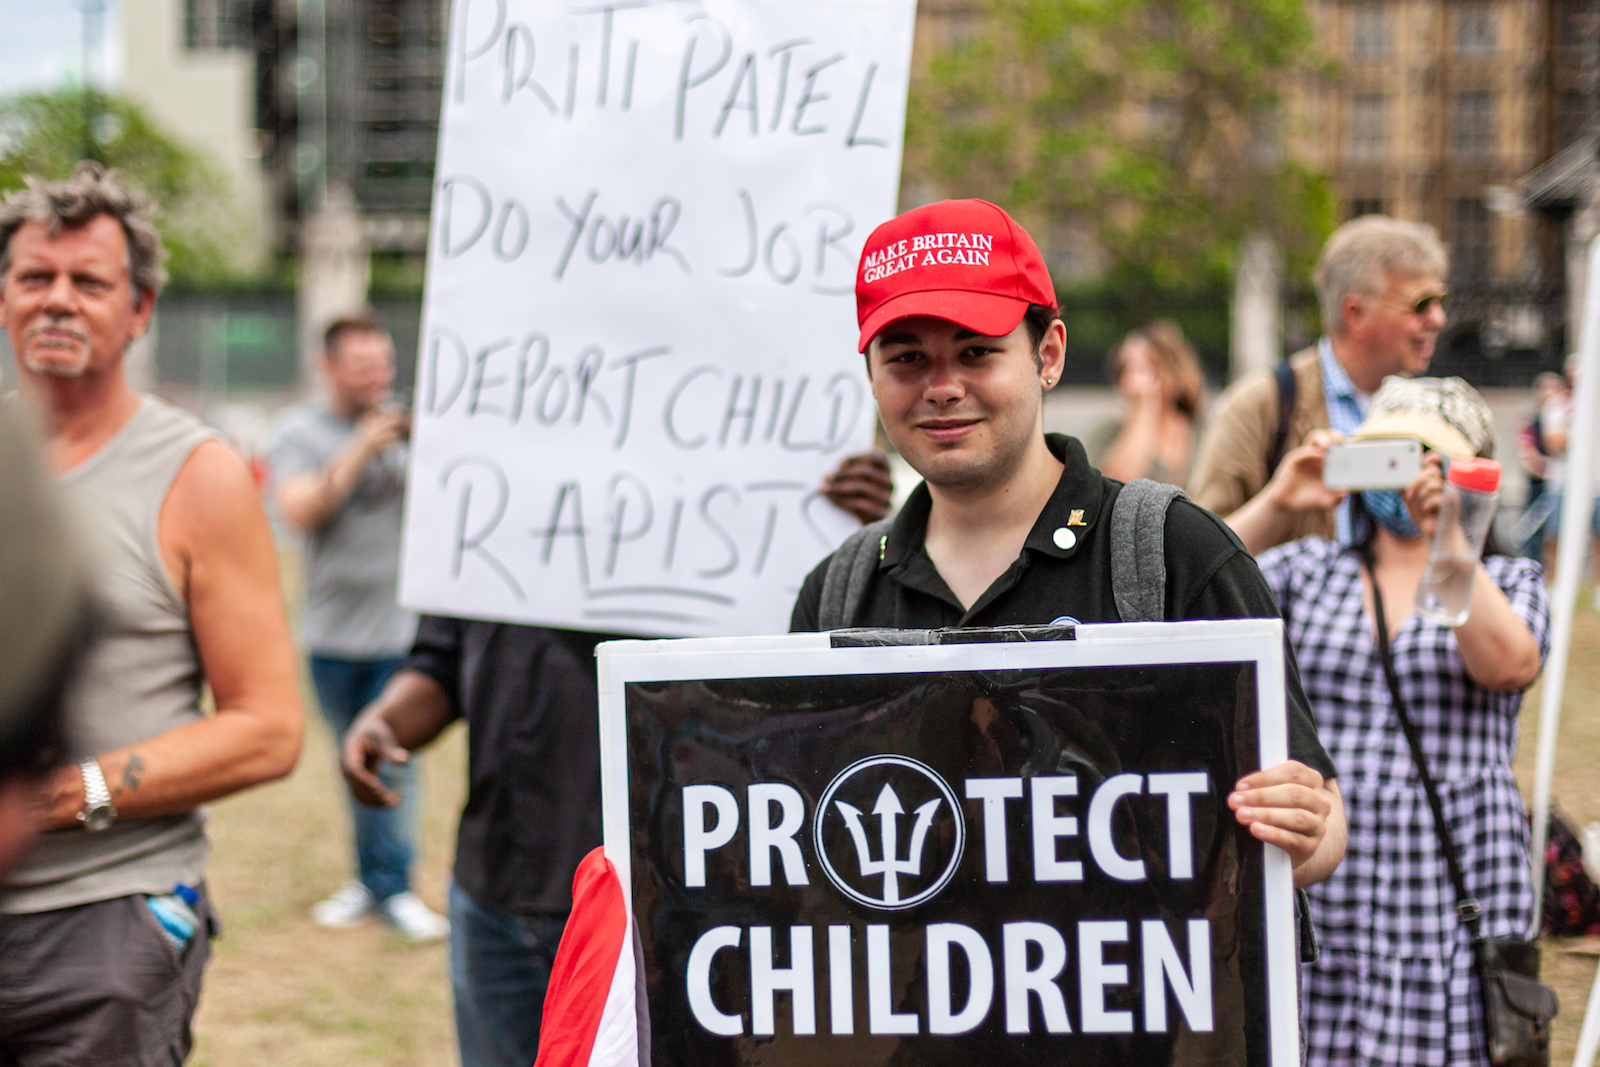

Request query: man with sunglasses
[{"left": 1189, "top": 215, "right": 1449, "bottom": 553}]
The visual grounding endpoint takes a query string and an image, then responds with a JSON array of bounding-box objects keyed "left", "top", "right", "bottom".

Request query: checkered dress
[{"left": 1258, "top": 538, "right": 1550, "bottom": 1067}]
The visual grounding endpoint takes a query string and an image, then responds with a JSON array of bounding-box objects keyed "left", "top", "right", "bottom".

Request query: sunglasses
[{"left": 1375, "top": 292, "right": 1448, "bottom": 316}]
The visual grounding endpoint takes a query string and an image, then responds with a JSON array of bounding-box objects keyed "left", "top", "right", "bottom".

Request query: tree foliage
[
  {"left": 906, "top": 0, "right": 1335, "bottom": 291},
  {"left": 0, "top": 90, "right": 253, "bottom": 288}
]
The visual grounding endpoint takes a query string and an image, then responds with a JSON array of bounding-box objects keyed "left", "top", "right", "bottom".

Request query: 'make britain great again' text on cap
[{"left": 854, "top": 199, "right": 1056, "bottom": 352}]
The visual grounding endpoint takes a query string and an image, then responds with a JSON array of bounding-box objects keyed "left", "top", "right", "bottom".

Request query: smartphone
[{"left": 1322, "top": 439, "right": 1422, "bottom": 490}]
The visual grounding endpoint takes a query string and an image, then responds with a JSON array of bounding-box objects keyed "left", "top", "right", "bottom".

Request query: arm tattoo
[{"left": 121, "top": 753, "right": 145, "bottom": 792}]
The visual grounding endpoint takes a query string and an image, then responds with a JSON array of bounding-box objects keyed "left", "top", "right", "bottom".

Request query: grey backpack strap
[
  {"left": 1109, "top": 479, "right": 1188, "bottom": 622},
  {"left": 817, "top": 517, "right": 894, "bottom": 630}
]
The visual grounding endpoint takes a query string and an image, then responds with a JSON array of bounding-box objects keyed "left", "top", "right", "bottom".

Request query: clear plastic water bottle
[{"left": 1416, "top": 457, "right": 1501, "bottom": 626}]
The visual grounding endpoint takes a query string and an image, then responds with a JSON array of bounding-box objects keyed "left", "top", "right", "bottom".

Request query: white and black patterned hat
[{"left": 1353, "top": 376, "right": 1495, "bottom": 459}]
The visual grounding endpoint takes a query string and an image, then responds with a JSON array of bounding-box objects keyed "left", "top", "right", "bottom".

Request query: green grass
[{"left": 185, "top": 560, "right": 1600, "bottom": 1064}]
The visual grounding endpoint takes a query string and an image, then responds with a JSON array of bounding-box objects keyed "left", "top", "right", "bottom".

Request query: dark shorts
[{"left": 0, "top": 885, "right": 218, "bottom": 1067}]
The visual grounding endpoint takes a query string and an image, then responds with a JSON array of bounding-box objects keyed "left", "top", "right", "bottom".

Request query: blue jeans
[
  {"left": 449, "top": 883, "right": 567, "bottom": 1067},
  {"left": 308, "top": 655, "right": 414, "bottom": 902}
]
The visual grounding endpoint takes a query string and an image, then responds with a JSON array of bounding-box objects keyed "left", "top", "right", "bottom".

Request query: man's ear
[
  {"left": 1040, "top": 319, "right": 1067, "bottom": 384},
  {"left": 1340, "top": 292, "right": 1366, "bottom": 337},
  {"left": 129, "top": 286, "right": 157, "bottom": 340}
]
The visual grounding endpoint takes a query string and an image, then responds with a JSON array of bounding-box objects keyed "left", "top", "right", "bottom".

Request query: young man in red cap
[{"left": 790, "top": 198, "right": 1345, "bottom": 890}]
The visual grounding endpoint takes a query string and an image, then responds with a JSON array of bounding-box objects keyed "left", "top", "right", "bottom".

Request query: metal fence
[
  {"left": 1427, "top": 285, "right": 1570, "bottom": 387},
  {"left": 155, "top": 287, "right": 1239, "bottom": 395},
  {"left": 151, "top": 291, "right": 425, "bottom": 396},
  {"left": 4, "top": 283, "right": 1563, "bottom": 399}
]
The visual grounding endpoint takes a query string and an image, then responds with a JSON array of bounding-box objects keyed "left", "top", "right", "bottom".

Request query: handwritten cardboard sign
[
  {"left": 596, "top": 621, "right": 1302, "bottom": 1065},
  {"left": 398, "top": 0, "right": 916, "bottom": 636}
]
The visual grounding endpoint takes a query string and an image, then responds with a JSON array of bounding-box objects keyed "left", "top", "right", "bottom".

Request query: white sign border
[{"left": 597, "top": 617, "right": 1298, "bottom": 1064}]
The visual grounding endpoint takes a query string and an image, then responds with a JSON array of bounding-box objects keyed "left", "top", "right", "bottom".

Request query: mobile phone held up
[{"left": 1322, "top": 439, "right": 1422, "bottom": 491}]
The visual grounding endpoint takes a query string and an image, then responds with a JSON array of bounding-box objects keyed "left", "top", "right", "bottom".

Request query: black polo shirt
[
  {"left": 405, "top": 618, "right": 629, "bottom": 916},
  {"left": 791, "top": 433, "right": 1335, "bottom": 778}
]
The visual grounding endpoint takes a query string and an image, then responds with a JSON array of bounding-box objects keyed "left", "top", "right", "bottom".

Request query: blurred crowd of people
[
  {"left": 1514, "top": 357, "right": 1600, "bottom": 606},
  {"left": 0, "top": 160, "right": 1579, "bottom": 1067}
]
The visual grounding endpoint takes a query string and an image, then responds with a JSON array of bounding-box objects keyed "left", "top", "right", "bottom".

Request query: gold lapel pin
[{"left": 1067, "top": 509, "right": 1086, "bottom": 526}]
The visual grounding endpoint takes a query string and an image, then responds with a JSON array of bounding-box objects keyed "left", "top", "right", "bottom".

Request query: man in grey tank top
[{"left": 0, "top": 163, "right": 304, "bottom": 1065}]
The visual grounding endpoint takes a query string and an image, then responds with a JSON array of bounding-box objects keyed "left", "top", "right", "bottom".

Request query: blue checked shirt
[{"left": 1319, "top": 337, "right": 1370, "bottom": 544}]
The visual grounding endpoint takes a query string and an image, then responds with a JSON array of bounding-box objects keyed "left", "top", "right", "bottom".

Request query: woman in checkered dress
[{"left": 1254, "top": 378, "right": 1548, "bottom": 1067}]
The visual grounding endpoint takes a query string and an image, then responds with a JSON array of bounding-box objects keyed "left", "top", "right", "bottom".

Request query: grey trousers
[{"left": 0, "top": 885, "right": 217, "bottom": 1067}]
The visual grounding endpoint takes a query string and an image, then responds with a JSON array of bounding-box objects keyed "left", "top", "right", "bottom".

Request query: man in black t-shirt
[
  {"left": 793, "top": 198, "right": 1346, "bottom": 890},
  {"left": 340, "top": 620, "right": 612, "bottom": 1067},
  {"left": 336, "top": 467, "right": 894, "bottom": 1067}
]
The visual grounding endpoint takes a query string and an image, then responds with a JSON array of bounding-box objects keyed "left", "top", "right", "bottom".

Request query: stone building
[
  {"left": 910, "top": 0, "right": 1597, "bottom": 378},
  {"left": 165, "top": 0, "right": 1594, "bottom": 384},
  {"left": 86, "top": 0, "right": 444, "bottom": 396},
  {"left": 251, "top": 0, "right": 442, "bottom": 268},
  {"left": 247, "top": 0, "right": 444, "bottom": 370},
  {"left": 123, "top": 0, "right": 271, "bottom": 272},
  {"left": 1283, "top": 0, "right": 1597, "bottom": 375}
]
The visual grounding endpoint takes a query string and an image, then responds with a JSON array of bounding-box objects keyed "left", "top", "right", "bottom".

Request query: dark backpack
[
  {"left": 816, "top": 479, "right": 1188, "bottom": 629},
  {"left": 815, "top": 477, "right": 1322, "bottom": 965},
  {"left": 1267, "top": 359, "right": 1298, "bottom": 478},
  {"left": 1543, "top": 809, "right": 1600, "bottom": 938}
]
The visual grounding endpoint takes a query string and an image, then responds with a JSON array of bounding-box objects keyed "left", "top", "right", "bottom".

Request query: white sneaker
[
  {"left": 381, "top": 891, "right": 450, "bottom": 943},
  {"left": 311, "top": 881, "right": 376, "bottom": 929}
]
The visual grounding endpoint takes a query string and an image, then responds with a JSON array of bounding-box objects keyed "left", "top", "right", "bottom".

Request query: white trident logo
[
  {"left": 836, "top": 785, "right": 941, "bottom": 906},
  {"left": 815, "top": 755, "right": 965, "bottom": 911}
]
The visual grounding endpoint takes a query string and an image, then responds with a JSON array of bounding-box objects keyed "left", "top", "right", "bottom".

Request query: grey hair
[
  {"left": 1313, "top": 215, "right": 1448, "bottom": 336},
  {"left": 0, "top": 161, "right": 168, "bottom": 302}
]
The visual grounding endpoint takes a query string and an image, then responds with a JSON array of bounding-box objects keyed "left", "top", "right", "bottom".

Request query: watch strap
[{"left": 77, "top": 758, "right": 116, "bottom": 829}]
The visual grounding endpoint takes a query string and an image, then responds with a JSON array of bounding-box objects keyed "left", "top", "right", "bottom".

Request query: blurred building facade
[
  {"left": 251, "top": 0, "right": 442, "bottom": 273},
  {"left": 122, "top": 0, "right": 271, "bottom": 272},
  {"left": 151, "top": 0, "right": 1596, "bottom": 392},
  {"left": 113, "top": 0, "right": 441, "bottom": 402},
  {"left": 914, "top": 0, "right": 1599, "bottom": 381},
  {"left": 1289, "top": 0, "right": 1590, "bottom": 279},
  {"left": 1283, "top": 0, "right": 1599, "bottom": 378}
]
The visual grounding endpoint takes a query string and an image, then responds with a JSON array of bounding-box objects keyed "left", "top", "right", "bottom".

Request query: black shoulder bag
[
  {"left": 1363, "top": 554, "right": 1558, "bottom": 1066},
  {"left": 1266, "top": 359, "right": 1298, "bottom": 478}
]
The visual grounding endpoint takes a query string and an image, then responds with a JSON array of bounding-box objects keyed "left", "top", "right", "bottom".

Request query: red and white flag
[{"left": 533, "top": 848, "right": 639, "bottom": 1067}]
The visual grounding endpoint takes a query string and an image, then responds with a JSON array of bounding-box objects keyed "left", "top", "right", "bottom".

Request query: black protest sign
[{"left": 597, "top": 623, "right": 1300, "bottom": 1066}]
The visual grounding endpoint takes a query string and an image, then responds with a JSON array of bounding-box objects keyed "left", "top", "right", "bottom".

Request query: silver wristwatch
[{"left": 77, "top": 759, "right": 117, "bottom": 832}]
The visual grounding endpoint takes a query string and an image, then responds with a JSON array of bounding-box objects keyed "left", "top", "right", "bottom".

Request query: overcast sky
[{"left": 0, "top": 1, "right": 122, "bottom": 98}]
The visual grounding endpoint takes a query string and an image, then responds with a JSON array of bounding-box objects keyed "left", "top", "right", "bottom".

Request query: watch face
[{"left": 82, "top": 804, "right": 116, "bottom": 831}]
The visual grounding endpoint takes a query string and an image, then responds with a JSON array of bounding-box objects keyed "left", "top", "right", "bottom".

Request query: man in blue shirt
[{"left": 1189, "top": 215, "right": 1449, "bottom": 553}]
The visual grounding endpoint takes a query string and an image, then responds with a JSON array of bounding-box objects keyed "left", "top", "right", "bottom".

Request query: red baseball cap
[{"left": 854, "top": 199, "right": 1057, "bottom": 352}]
